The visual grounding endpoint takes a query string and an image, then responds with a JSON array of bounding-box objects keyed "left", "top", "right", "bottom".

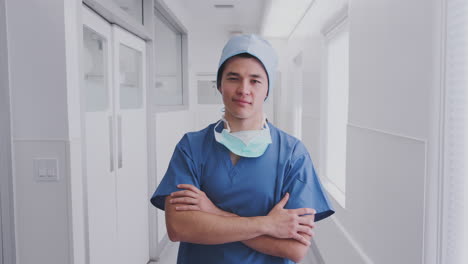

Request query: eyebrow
[{"left": 225, "top": 72, "right": 265, "bottom": 79}]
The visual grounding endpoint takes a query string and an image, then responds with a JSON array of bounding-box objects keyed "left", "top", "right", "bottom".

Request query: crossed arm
[{"left": 164, "top": 184, "right": 316, "bottom": 263}]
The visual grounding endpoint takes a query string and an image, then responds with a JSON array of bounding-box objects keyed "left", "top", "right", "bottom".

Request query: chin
[
  {"left": 226, "top": 109, "right": 252, "bottom": 120},
  {"left": 231, "top": 113, "right": 252, "bottom": 120}
]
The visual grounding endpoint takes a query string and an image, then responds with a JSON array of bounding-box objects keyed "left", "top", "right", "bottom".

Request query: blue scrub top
[{"left": 150, "top": 121, "right": 334, "bottom": 264}]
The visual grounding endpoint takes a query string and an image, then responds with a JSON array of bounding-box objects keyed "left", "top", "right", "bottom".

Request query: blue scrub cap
[{"left": 217, "top": 34, "right": 278, "bottom": 98}]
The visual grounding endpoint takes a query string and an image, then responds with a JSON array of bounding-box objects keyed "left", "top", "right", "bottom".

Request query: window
[
  {"left": 321, "top": 17, "right": 349, "bottom": 208},
  {"left": 197, "top": 73, "right": 223, "bottom": 105},
  {"left": 441, "top": 0, "right": 468, "bottom": 263},
  {"left": 153, "top": 8, "right": 185, "bottom": 107}
]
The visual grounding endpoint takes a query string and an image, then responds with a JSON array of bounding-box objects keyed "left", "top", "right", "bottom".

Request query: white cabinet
[{"left": 82, "top": 6, "right": 149, "bottom": 264}]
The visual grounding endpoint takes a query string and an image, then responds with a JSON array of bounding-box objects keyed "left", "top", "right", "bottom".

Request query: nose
[{"left": 236, "top": 79, "right": 251, "bottom": 95}]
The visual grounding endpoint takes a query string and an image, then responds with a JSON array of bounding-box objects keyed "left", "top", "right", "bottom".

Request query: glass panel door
[
  {"left": 82, "top": 6, "right": 118, "bottom": 264},
  {"left": 119, "top": 43, "right": 143, "bottom": 109},
  {"left": 112, "top": 25, "right": 149, "bottom": 264},
  {"left": 83, "top": 26, "right": 108, "bottom": 112}
]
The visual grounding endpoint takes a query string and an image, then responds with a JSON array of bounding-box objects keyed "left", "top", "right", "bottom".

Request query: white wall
[
  {"left": 8, "top": 1, "right": 69, "bottom": 140},
  {"left": 301, "top": 36, "right": 322, "bottom": 165},
  {"left": 6, "top": 0, "right": 75, "bottom": 263},
  {"left": 342, "top": 2, "right": 435, "bottom": 263},
  {"left": 285, "top": 0, "right": 441, "bottom": 263},
  {"left": 13, "top": 141, "right": 72, "bottom": 264}
]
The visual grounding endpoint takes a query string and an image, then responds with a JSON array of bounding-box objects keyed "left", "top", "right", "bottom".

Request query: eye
[
  {"left": 251, "top": 79, "right": 261, "bottom": 84},
  {"left": 227, "top": 77, "right": 239, "bottom": 81}
]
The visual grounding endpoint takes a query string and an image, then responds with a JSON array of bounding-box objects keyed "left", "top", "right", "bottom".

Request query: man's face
[{"left": 219, "top": 56, "right": 268, "bottom": 121}]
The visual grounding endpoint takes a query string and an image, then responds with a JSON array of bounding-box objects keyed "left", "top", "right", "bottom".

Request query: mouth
[{"left": 233, "top": 99, "right": 252, "bottom": 105}]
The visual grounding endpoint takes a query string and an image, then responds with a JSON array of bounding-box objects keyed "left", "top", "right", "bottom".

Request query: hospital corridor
[{"left": 0, "top": 0, "right": 467, "bottom": 264}]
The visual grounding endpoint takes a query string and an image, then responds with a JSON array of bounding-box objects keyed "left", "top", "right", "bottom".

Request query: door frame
[
  {"left": 81, "top": 1, "right": 161, "bottom": 262},
  {"left": 0, "top": 0, "right": 16, "bottom": 263},
  {"left": 81, "top": 5, "right": 151, "bottom": 263}
]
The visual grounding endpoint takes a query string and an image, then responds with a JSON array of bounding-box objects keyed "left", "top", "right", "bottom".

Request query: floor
[
  {"left": 155, "top": 241, "right": 315, "bottom": 263},
  {"left": 155, "top": 241, "right": 179, "bottom": 263}
]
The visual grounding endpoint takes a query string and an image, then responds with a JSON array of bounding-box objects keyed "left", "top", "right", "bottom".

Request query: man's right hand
[{"left": 265, "top": 193, "right": 316, "bottom": 246}]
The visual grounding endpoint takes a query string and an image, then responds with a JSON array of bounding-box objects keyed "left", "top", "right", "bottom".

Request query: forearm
[
  {"left": 165, "top": 197, "right": 267, "bottom": 244},
  {"left": 214, "top": 212, "right": 305, "bottom": 258},
  {"left": 220, "top": 210, "right": 311, "bottom": 262},
  {"left": 166, "top": 186, "right": 315, "bottom": 254},
  {"left": 242, "top": 234, "right": 311, "bottom": 263}
]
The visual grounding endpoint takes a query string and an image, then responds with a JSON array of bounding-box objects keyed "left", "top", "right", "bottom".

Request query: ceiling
[{"left": 181, "top": 0, "right": 267, "bottom": 34}]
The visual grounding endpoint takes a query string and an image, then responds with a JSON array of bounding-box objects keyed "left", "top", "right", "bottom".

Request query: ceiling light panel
[{"left": 214, "top": 4, "right": 235, "bottom": 8}]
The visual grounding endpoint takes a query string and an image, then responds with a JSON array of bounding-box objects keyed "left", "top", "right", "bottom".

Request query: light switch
[{"left": 34, "top": 158, "right": 59, "bottom": 182}]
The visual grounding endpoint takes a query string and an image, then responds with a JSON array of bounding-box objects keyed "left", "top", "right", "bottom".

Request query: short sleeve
[
  {"left": 150, "top": 135, "right": 200, "bottom": 211},
  {"left": 283, "top": 152, "right": 335, "bottom": 222}
]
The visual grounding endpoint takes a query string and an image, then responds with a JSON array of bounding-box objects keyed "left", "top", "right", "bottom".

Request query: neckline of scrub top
[{"left": 213, "top": 120, "right": 246, "bottom": 178}]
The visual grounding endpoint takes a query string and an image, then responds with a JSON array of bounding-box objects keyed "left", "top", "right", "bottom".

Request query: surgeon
[{"left": 150, "top": 34, "right": 334, "bottom": 264}]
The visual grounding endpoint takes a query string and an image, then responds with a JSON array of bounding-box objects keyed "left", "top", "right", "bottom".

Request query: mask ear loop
[
  {"left": 220, "top": 114, "right": 232, "bottom": 132},
  {"left": 221, "top": 113, "right": 266, "bottom": 132}
]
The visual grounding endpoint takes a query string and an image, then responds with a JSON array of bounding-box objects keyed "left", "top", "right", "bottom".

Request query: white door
[
  {"left": 82, "top": 7, "right": 118, "bottom": 264},
  {"left": 82, "top": 7, "right": 149, "bottom": 264},
  {"left": 112, "top": 26, "right": 149, "bottom": 264}
]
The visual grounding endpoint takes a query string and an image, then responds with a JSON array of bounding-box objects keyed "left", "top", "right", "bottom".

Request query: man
[{"left": 150, "top": 34, "right": 334, "bottom": 264}]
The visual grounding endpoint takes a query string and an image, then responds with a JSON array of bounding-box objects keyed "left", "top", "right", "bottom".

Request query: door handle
[
  {"left": 108, "top": 116, "right": 114, "bottom": 172},
  {"left": 118, "top": 115, "right": 123, "bottom": 169}
]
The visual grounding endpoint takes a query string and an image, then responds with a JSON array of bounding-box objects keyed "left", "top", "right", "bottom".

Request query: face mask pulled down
[{"left": 214, "top": 116, "right": 272, "bottom": 158}]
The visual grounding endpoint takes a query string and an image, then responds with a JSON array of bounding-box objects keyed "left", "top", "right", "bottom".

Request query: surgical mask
[{"left": 214, "top": 116, "right": 272, "bottom": 158}]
